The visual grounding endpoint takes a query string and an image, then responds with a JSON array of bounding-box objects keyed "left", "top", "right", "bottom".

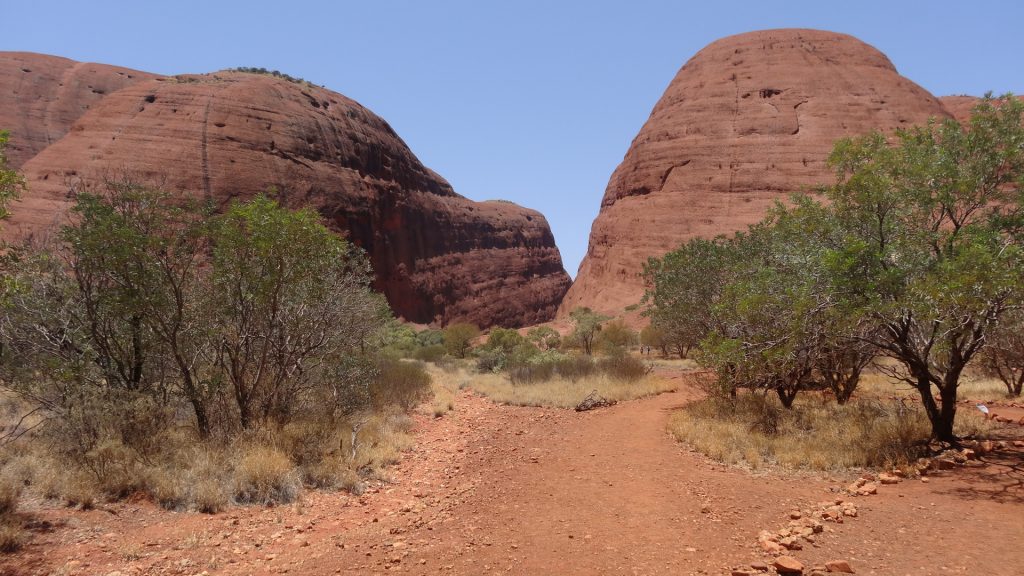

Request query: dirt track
[{"left": 3, "top": 375, "right": 1023, "bottom": 576}]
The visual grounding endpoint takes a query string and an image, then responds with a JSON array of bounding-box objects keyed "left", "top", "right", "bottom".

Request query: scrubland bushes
[
  {"left": 0, "top": 174, "right": 433, "bottom": 524},
  {"left": 645, "top": 95, "right": 1024, "bottom": 441},
  {"left": 670, "top": 393, "right": 992, "bottom": 471}
]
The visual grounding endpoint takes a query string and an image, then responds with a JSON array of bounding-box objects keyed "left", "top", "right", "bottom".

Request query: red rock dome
[
  {"left": 5, "top": 66, "right": 569, "bottom": 327},
  {"left": 0, "top": 52, "right": 157, "bottom": 168},
  {"left": 561, "top": 29, "right": 952, "bottom": 317}
]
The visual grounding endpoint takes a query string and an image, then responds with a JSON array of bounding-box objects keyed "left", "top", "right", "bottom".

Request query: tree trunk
[
  {"left": 915, "top": 373, "right": 957, "bottom": 442},
  {"left": 935, "top": 382, "right": 958, "bottom": 442},
  {"left": 776, "top": 386, "right": 798, "bottom": 409}
]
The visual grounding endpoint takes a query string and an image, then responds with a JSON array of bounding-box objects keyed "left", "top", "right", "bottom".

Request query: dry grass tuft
[
  {"left": 423, "top": 364, "right": 458, "bottom": 417},
  {"left": 468, "top": 369, "right": 677, "bottom": 409},
  {"left": 0, "top": 394, "right": 420, "bottom": 514},
  {"left": 670, "top": 392, "right": 994, "bottom": 471},
  {"left": 0, "top": 472, "right": 24, "bottom": 553},
  {"left": 232, "top": 445, "right": 302, "bottom": 505},
  {"left": 0, "top": 522, "right": 23, "bottom": 553}
]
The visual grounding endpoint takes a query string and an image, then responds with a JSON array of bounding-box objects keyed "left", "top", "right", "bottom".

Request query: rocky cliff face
[
  {"left": 560, "top": 29, "right": 953, "bottom": 317},
  {"left": 0, "top": 52, "right": 157, "bottom": 168},
  {"left": 939, "top": 95, "right": 981, "bottom": 125},
  {"left": 6, "top": 66, "right": 569, "bottom": 327},
  {"left": 939, "top": 95, "right": 1023, "bottom": 126}
]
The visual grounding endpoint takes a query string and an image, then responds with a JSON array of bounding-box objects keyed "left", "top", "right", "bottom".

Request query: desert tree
[
  {"left": 642, "top": 235, "right": 749, "bottom": 359},
  {"left": 526, "top": 326, "right": 560, "bottom": 351},
  {"left": 977, "top": 310, "right": 1024, "bottom": 397},
  {"left": 822, "top": 95, "right": 1024, "bottom": 440},
  {"left": 60, "top": 181, "right": 220, "bottom": 435},
  {"left": 207, "top": 195, "right": 383, "bottom": 430},
  {"left": 568, "top": 307, "right": 609, "bottom": 356},
  {"left": 639, "top": 324, "right": 669, "bottom": 356},
  {"left": 443, "top": 323, "right": 479, "bottom": 359}
]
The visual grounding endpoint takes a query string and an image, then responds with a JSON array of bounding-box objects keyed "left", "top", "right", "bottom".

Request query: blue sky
[{"left": 4, "top": 1, "right": 1022, "bottom": 276}]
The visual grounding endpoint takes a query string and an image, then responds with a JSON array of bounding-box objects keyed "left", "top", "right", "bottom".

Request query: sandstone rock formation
[
  {"left": 939, "top": 94, "right": 1024, "bottom": 126},
  {"left": 6, "top": 67, "right": 569, "bottom": 327},
  {"left": 0, "top": 52, "right": 157, "bottom": 168},
  {"left": 939, "top": 95, "right": 982, "bottom": 125},
  {"left": 560, "top": 29, "right": 952, "bottom": 317}
]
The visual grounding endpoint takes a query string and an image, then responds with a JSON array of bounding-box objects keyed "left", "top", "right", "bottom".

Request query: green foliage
[
  {"left": 227, "top": 67, "right": 312, "bottom": 86},
  {"left": 0, "top": 183, "right": 442, "bottom": 509},
  {"left": 412, "top": 344, "right": 446, "bottom": 363},
  {"left": 595, "top": 319, "right": 637, "bottom": 354},
  {"left": 482, "top": 327, "right": 526, "bottom": 354},
  {"left": 639, "top": 324, "right": 669, "bottom": 356},
  {"left": 645, "top": 94, "right": 1024, "bottom": 439},
  {"left": 0, "top": 131, "right": 24, "bottom": 225},
  {"left": 371, "top": 359, "right": 432, "bottom": 411},
  {"left": 1, "top": 184, "right": 392, "bottom": 468},
  {"left": 596, "top": 353, "right": 649, "bottom": 382},
  {"left": 443, "top": 323, "right": 479, "bottom": 358},
  {"left": 379, "top": 321, "right": 420, "bottom": 358},
  {"left": 416, "top": 329, "right": 444, "bottom": 348},
  {"left": 820, "top": 94, "right": 1024, "bottom": 438},
  {"left": 568, "top": 307, "right": 610, "bottom": 356},
  {"left": 526, "top": 326, "right": 561, "bottom": 350},
  {"left": 208, "top": 194, "right": 384, "bottom": 429}
]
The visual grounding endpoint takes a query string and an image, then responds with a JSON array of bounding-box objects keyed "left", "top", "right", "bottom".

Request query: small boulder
[
  {"left": 855, "top": 483, "right": 877, "bottom": 496},
  {"left": 878, "top": 472, "right": 900, "bottom": 485},
  {"left": 779, "top": 536, "right": 803, "bottom": 551},
  {"left": 825, "top": 559, "right": 855, "bottom": 573},
  {"left": 761, "top": 539, "right": 786, "bottom": 554},
  {"left": 774, "top": 556, "right": 804, "bottom": 574}
]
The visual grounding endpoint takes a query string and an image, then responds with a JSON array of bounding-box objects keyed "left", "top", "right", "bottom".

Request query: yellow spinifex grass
[
  {"left": 465, "top": 369, "right": 677, "bottom": 409},
  {"left": 669, "top": 391, "right": 994, "bottom": 472}
]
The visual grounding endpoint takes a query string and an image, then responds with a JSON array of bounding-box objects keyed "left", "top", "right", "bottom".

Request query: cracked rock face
[
  {"left": 0, "top": 52, "right": 158, "bottom": 168},
  {"left": 560, "top": 29, "right": 951, "bottom": 317},
  {"left": 6, "top": 67, "right": 570, "bottom": 328}
]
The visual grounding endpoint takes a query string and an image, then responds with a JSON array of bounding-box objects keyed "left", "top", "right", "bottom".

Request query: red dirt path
[{"left": 3, "top": 375, "right": 1022, "bottom": 576}]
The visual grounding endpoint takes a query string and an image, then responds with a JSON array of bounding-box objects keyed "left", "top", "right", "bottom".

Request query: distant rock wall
[
  {"left": 0, "top": 52, "right": 157, "bottom": 168},
  {"left": 561, "top": 29, "right": 953, "bottom": 317},
  {"left": 3, "top": 62, "right": 569, "bottom": 328}
]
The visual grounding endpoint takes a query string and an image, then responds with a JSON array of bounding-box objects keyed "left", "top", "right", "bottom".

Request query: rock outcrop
[
  {"left": 939, "top": 94, "right": 1023, "bottom": 126},
  {"left": 939, "top": 95, "right": 982, "bottom": 125},
  {"left": 6, "top": 67, "right": 569, "bottom": 327},
  {"left": 560, "top": 29, "right": 952, "bottom": 317},
  {"left": 0, "top": 52, "right": 157, "bottom": 168}
]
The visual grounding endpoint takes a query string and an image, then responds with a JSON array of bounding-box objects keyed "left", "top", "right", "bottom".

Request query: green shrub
[
  {"left": 413, "top": 344, "right": 446, "bottom": 363},
  {"left": 416, "top": 329, "right": 444, "bottom": 348},
  {"left": 555, "top": 355, "right": 597, "bottom": 382},
  {"left": 509, "top": 362, "right": 555, "bottom": 384},
  {"left": 475, "top": 348, "right": 506, "bottom": 373},
  {"left": 443, "top": 323, "right": 479, "bottom": 358},
  {"left": 596, "top": 320, "right": 637, "bottom": 354},
  {"left": 372, "top": 359, "right": 432, "bottom": 411},
  {"left": 597, "top": 354, "right": 649, "bottom": 382}
]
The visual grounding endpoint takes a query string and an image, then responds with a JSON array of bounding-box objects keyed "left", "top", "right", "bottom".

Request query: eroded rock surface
[
  {"left": 561, "top": 29, "right": 951, "bottom": 316},
  {"left": 7, "top": 67, "right": 569, "bottom": 327},
  {"left": 0, "top": 52, "right": 157, "bottom": 168}
]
